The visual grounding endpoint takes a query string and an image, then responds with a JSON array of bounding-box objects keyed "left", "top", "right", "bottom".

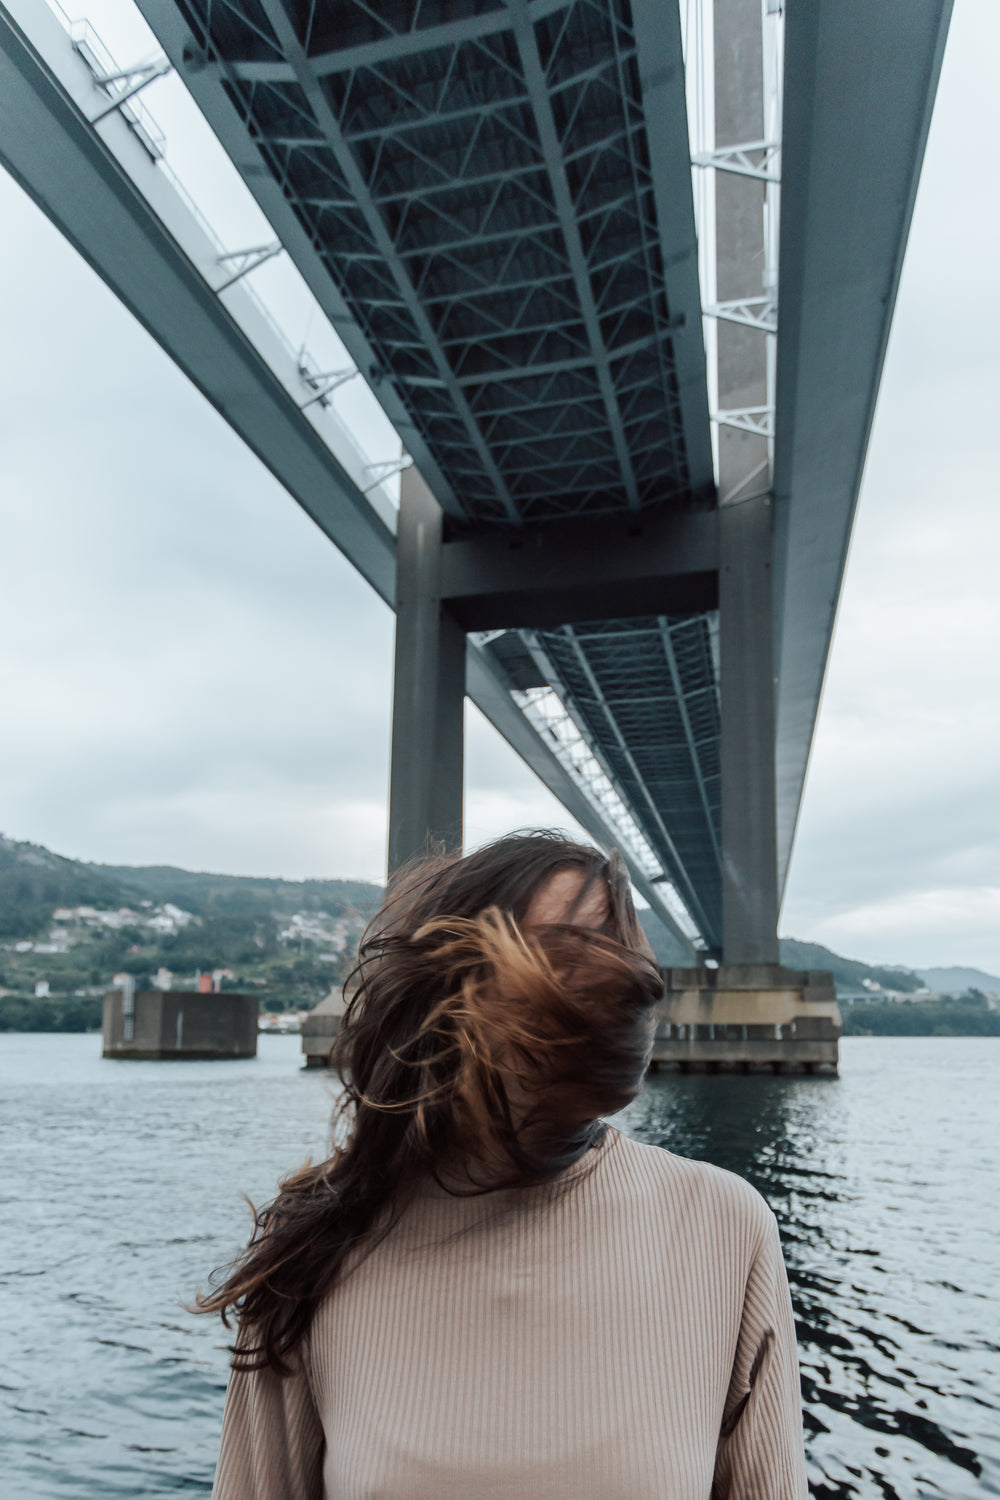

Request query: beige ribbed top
[{"left": 213, "top": 1129, "right": 807, "bottom": 1499}]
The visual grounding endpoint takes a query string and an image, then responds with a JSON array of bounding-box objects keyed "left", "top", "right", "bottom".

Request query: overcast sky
[{"left": 1, "top": 0, "right": 997, "bottom": 971}]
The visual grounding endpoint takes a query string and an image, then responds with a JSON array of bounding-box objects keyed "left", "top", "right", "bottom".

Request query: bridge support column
[
  {"left": 387, "top": 467, "right": 465, "bottom": 872},
  {"left": 719, "top": 495, "right": 779, "bottom": 963}
]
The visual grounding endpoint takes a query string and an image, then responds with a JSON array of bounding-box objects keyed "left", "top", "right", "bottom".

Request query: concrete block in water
[
  {"left": 102, "top": 990, "right": 257, "bottom": 1059},
  {"left": 651, "top": 966, "right": 841, "bottom": 1074}
]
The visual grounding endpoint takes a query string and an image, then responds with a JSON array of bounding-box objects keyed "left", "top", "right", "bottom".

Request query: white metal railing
[
  {"left": 680, "top": 0, "right": 719, "bottom": 480},
  {"left": 68, "top": 18, "right": 166, "bottom": 157},
  {"left": 761, "top": 0, "right": 784, "bottom": 458},
  {"left": 42, "top": 0, "right": 405, "bottom": 518},
  {"left": 681, "top": 0, "right": 784, "bottom": 485}
]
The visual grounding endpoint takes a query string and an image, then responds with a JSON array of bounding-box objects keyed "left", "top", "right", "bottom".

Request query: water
[{"left": 1, "top": 1035, "right": 996, "bottom": 1498}]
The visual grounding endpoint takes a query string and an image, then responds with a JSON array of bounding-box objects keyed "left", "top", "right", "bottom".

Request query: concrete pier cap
[
  {"left": 651, "top": 965, "right": 841, "bottom": 1074},
  {"left": 301, "top": 969, "right": 841, "bottom": 1076}
]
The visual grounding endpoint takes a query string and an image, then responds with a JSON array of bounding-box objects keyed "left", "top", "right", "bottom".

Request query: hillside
[
  {"left": 1, "top": 835, "right": 995, "bottom": 1032},
  {"left": 0, "top": 834, "right": 383, "bottom": 933},
  {"left": 777, "top": 938, "right": 923, "bottom": 994},
  {"left": 641, "top": 918, "right": 928, "bottom": 995},
  {"left": 0, "top": 835, "right": 134, "bottom": 938},
  {"left": 0, "top": 834, "right": 383, "bottom": 1022},
  {"left": 917, "top": 965, "right": 1000, "bottom": 997}
]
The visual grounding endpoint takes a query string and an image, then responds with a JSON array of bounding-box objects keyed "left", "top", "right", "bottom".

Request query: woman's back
[
  {"left": 215, "top": 1130, "right": 805, "bottom": 1500},
  {"left": 203, "top": 836, "right": 806, "bottom": 1498}
]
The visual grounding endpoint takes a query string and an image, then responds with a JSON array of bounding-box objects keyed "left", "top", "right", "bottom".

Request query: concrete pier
[
  {"left": 102, "top": 989, "right": 258, "bottom": 1059},
  {"left": 651, "top": 966, "right": 841, "bottom": 1074},
  {"left": 300, "top": 989, "right": 347, "bottom": 1069},
  {"left": 300, "top": 967, "right": 840, "bottom": 1075}
]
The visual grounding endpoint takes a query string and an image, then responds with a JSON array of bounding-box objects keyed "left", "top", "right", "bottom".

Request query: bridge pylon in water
[
  {"left": 386, "top": 457, "right": 841, "bottom": 1075},
  {"left": 384, "top": 0, "right": 845, "bottom": 1075}
]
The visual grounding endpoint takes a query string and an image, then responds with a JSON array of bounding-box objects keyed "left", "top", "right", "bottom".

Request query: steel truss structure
[
  {"left": 132, "top": 0, "right": 727, "bottom": 946},
  {"left": 519, "top": 614, "right": 721, "bottom": 940},
  {"left": 178, "top": 0, "right": 715, "bottom": 528},
  {"left": 0, "top": 0, "right": 953, "bottom": 959}
]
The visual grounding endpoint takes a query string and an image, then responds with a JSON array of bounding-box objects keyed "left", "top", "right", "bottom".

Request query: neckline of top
[{"left": 409, "top": 1123, "right": 623, "bottom": 1202}]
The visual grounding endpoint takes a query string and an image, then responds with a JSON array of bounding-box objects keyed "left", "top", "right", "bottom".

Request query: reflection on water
[
  {"left": 618, "top": 1049, "right": 999, "bottom": 1499},
  {"left": 1, "top": 1035, "right": 997, "bottom": 1498}
]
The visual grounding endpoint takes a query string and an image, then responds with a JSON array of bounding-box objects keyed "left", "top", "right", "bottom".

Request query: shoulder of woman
[{"left": 608, "top": 1129, "right": 775, "bottom": 1241}]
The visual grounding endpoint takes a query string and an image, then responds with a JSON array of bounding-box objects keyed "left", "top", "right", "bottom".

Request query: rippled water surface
[{"left": 1, "top": 1034, "right": 997, "bottom": 1497}]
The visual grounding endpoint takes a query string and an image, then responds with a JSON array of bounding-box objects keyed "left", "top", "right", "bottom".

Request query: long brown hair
[{"left": 196, "top": 832, "right": 662, "bottom": 1373}]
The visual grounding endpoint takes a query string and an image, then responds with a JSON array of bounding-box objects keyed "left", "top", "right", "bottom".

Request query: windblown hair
[{"left": 195, "top": 832, "right": 663, "bottom": 1374}]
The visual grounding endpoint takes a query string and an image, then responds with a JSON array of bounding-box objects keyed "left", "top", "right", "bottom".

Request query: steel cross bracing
[
  {"left": 127, "top": 0, "right": 722, "bottom": 945},
  {"left": 485, "top": 612, "right": 722, "bottom": 947},
  {"left": 152, "top": 0, "right": 714, "bottom": 526}
]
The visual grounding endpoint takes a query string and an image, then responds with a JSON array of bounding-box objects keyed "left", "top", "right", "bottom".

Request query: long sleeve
[
  {"left": 212, "top": 1342, "right": 325, "bottom": 1500},
  {"left": 712, "top": 1212, "right": 808, "bottom": 1500}
]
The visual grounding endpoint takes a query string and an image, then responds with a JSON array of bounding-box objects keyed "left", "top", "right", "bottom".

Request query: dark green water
[{"left": 1, "top": 1034, "right": 996, "bottom": 1497}]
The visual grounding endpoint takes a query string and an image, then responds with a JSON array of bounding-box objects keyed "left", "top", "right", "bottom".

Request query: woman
[{"left": 200, "top": 832, "right": 807, "bottom": 1499}]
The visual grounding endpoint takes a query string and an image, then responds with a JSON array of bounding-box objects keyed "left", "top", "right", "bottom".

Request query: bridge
[{"left": 0, "top": 0, "right": 951, "bottom": 1070}]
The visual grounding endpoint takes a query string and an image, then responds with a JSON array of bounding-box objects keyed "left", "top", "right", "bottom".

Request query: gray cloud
[{"left": 0, "top": 167, "right": 578, "bottom": 878}]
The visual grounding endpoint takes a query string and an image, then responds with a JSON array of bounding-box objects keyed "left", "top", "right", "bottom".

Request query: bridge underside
[
  {"left": 0, "top": 0, "right": 952, "bottom": 966},
  {"left": 143, "top": 0, "right": 734, "bottom": 950}
]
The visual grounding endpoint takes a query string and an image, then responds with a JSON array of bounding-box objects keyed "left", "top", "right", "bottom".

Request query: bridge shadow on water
[{"left": 618, "top": 1058, "right": 997, "bottom": 1500}]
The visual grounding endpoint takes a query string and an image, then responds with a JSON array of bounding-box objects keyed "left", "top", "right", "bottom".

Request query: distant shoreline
[{"left": 2, "top": 994, "right": 998, "bottom": 1038}]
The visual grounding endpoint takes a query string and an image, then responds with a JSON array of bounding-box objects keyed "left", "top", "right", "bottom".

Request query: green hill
[
  {"left": 637, "top": 917, "right": 925, "bottom": 995},
  {"left": 0, "top": 835, "right": 385, "bottom": 1026},
  {"left": 94, "top": 862, "right": 383, "bottom": 922},
  {"left": 777, "top": 937, "right": 923, "bottom": 995},
  {"left": 1, "top": 835, "right": 991, "bottom": 1031},
  {"left": 917, "top": 964, "right": 1000, "bottom": 997},
  {"left": 0, "top": 835, "right": 134, "bottom": 938},
  {"left": 0, "top": 834, "right": 383, "bottom": 938}
]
